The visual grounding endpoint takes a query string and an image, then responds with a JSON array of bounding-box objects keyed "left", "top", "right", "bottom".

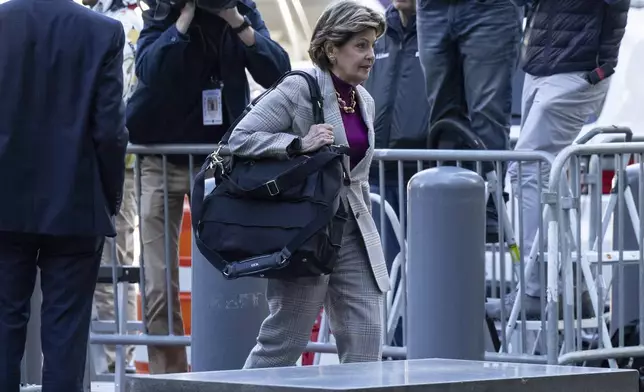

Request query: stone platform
[{"left": 126, "top": 358, "right": 639, "bottom": 392}]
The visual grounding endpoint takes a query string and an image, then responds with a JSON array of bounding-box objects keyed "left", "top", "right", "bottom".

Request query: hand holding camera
[
  {"left": 216, "top": 6, "right": 244, "bottom": 27},
  {"left": 176, "top": 1, "right": 195, "bottom": 34}
]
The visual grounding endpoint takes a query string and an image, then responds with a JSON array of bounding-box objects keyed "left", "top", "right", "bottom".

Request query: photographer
[{"left": 126, "top": 0, "right": 290, "bottom": 374}]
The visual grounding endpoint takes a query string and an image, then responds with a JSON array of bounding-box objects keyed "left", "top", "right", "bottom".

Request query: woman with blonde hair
[{"left": 227, "top": 0, "right": 388, "bottom": 368}]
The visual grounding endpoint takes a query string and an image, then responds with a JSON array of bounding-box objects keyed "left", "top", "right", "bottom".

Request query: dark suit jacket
[{"left": 0, "top": 0, "right": 128, "bottom": 237}]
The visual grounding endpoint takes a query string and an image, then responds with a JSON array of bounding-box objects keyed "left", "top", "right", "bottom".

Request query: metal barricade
[
  {"left": 310, "top": 148, "right": 554, "bottom": 365},
  {"left": 85, "top": 145, "right": 216, "bottom": 391},
  {"left": 21, "top": 144, "right": 572, "bottom": 391},
  {"left": 94, "top": 145, "right": 559, "bottom": 390},
  {"left": 544, "top": 139, "right": 644, "bottom": 369}
]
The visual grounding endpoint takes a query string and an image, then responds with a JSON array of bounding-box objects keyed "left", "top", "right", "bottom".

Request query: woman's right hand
[{"left": 300, "top": 124, "right": 334, "bottom": 153}]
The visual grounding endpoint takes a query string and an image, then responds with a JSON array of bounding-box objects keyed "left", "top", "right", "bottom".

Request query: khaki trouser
[
  {"left": 93, "top": 169, "right": 138, "bottom": 369},
  {"left": 140, "top": 156, "right": 197, "bottom": 374}
]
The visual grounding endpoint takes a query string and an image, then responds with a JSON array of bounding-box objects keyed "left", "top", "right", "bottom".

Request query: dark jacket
[
  {"left": 521, "top": 0, "right": 630, "bottom": 76},
  {"left": 363, "top": 7, "right": 428, "bottom": 181},
  {"left": 126, "top": 0, "right": 290, "bottom": 165},
  {"left": 0, "top": 0, "right": 128, "bottom": 237}
]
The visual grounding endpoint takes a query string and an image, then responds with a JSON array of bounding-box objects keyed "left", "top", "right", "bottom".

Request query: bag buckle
[
  {"left": 207, "top": 144, "right": 224, "bottom": 170},
  {"left": 265, "top": 180, "right": 280, "bottom": 196}
]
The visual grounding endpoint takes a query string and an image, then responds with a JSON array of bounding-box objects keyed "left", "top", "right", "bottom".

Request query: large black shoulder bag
[{"left": 190, "top": 71, "right": 350, "bottom": 280}]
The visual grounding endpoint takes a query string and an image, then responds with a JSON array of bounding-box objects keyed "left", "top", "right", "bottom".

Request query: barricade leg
[
  {"left": 406, "top": 166, "right": 486, "bottom": 360},
  {"left": 191, "top": 178, "right": 269, "bottom": 371},
  {"left": 611, "top": 164, "right": 643, "bottom": 338},
  {"left": 370, "top": 182, "right": 405, "bottom": 348}
]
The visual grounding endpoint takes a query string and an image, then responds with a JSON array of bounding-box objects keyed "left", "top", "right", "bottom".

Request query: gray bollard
[
  {"left": 191, "top": 178, "right": 269, "bottom": 371},
  {"left": 406, "top": 166, "right": 486, "bottom": 361}
]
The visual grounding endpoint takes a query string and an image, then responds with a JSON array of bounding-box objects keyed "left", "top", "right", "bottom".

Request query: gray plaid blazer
[{"left": 227, "top": 66, "right": 390, "bottom": 293}]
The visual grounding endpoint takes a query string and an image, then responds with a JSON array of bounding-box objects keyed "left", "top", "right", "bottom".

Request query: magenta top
[{"left": 331, "top": 72, "right": 369, "bottom": 169}]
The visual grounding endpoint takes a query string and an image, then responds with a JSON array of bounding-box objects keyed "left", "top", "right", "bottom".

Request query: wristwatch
[{"left": 232, "top": 16, "right": 251, "bottom": 34}]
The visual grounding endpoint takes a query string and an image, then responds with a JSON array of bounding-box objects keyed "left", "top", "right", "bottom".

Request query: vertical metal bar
[
  {"left": 573, "top": 156, "right": 583, "bottom": 351},
  {"left": 538, "top": 161, "right": 547, "bottom": 345},
  {"left": 561, "top": 164, "right": 574, "bottom": 355},
  {"left": 639, "top": 156, "right": 644, "bottom": 346},
  {"left": 546, "top": 181, "right": 561, "bottom": 364},
  {"left": 135, "top": 156, "right": 148, "bottom": 333},
  {"left": 595, "top": 154, "right": 604, "bottom": 347},
  {"left": 189, "top": 155, "right": 195, "bottom": 198},
  {"left": 492, "top": 245, "right": 498, "bottom": 300},
  {"left": 517, "top": 160, "right": 527, "bottom": 352},
  {"left": 617, "top": 153, "right": 625, "bottom": 348},
  {"left": 397, "top": 160, "right": 407, "bottom": 346},
  {"left": 587, "top": 156, "right": 599, "bottom": 246},
  {"left": 114, "top": 284, "right": 127, "bottom": 392},
  {"left": 378, "top": 160, "right": 387, "bottom": 347},
  {"left": 379, "top": 160, "right": 387, "bottom": 264},
  {"left": 495, "top": 161, "right": 508, "bottom": 353},
  {"left": 110, "top": 217, "right": 122, "bottom": 359},
  {"left": 162, "top": 155, "right": 174, "bottom": 335}
]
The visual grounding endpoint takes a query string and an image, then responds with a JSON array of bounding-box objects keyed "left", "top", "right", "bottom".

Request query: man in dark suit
[{"left": 0, "top": 0, "right": 128, "bottom": 390}]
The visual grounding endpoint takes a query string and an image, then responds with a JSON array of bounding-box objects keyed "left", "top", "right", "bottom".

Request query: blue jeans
[
  {"left": 370, "top": 182, "right": 406, "bottom": 348},
  {"left": 416, "top": 0, "right": 522, "bottom": 152}
]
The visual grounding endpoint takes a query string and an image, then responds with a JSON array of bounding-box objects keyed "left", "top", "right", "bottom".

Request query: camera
[{"left": 140, "top": 0, "right": 238, "bottom": 20}]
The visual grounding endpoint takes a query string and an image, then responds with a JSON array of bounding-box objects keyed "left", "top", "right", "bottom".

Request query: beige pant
[
  {"left": 140, "top": 156, "right": 196, "bottom": 374},
  {"left": 93, "top": 169, "right": 138, "bottom": 368}
]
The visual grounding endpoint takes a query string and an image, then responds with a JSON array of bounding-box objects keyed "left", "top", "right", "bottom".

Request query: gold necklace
[{"left": 336, "top": 89, "right": 356, "bottom": 114}]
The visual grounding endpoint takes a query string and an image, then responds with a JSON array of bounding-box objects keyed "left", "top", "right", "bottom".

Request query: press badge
[{"left": 202, "top": 88, "right": 223, "bottom": 126}]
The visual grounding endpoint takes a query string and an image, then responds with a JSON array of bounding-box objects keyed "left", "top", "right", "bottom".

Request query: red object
[
  {"left": 601, "top": 156, "right": 635, "bottom": 194},
  {"left": 302, "top": 309, "right": 324, "bottom": 366}
]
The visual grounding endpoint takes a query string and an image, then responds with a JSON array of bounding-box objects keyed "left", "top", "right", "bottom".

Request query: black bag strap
[
  {"left": 225, "top": 148, "right": 345, "bottom": 198},
  {"left": 220, "top": 70, "right": 324, "bottom": 145}
]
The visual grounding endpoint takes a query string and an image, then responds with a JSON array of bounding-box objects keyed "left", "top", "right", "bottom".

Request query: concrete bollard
[
  {"left": 191, "top": 178, "right": 269, "bottom": 371},
  {"left": 406, "top": 166, "right": 486, "bottom": 361}
]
